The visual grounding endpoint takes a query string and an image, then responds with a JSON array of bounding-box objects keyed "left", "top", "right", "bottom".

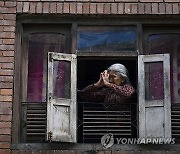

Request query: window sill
[{"left": 11, "top": 143, "right": 180, "bottom": 151}]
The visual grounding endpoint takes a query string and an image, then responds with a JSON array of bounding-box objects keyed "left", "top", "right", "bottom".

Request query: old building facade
[{"left": 1, "top": 0, "right": 180, "bottom": 153}]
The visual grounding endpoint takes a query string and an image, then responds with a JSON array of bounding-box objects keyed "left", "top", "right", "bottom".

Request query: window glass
[
  {"left": 27, "top": 33, "right": 67, "bottom": 102},
  {"left": 78, "top": 26, "right": 137, "bottom": 52},
  {"left": 145, "top": 62, "right": 164, "bottom": 100},
  {"left": 147, "top": 34, "right": 180, "bottom": 103},
  {"left": 53, "top": 60, "right": 71, "bottom": 99}
]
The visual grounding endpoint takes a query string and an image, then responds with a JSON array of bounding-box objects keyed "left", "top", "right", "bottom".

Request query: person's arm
[
  {"left": 106, "top": 83, "right": 135, "bottom": 97},
  {"left": 78, "top": 84, "right": 105, "bottom": 102}
]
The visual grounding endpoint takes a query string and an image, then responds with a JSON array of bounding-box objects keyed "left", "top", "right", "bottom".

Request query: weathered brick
[
  {"left": 0, "top": 122, "right": 11, "bottom": 128},
  {"left": 166, "top": 3, "right": 172, "bottom": 14},
  {"left": 63, "top": 3, "right": 70, "bottom": 14},
  {"left": 104, "top": 3, "right": 111, "bottom": 14},
  {"left": 0, "top": 89, "right": 13, "bottom": 95},
  {"left": 17, "top": 2, "right": 23, "bottom": 13},
  {"left": 57, "top": 3, "right": 63, "bottom": 14},
  {"left": 0, "top": 20, "right": 15, "bottom": 26},
  {"left": 0, "top": 149, "right": 10, "bottom": 154},
  {"left": 32, "top": 151, "right": 42, "bottom": 154},
  {"left": 3, "top": 14, "right": 16, "bottom": 21},
  {"left": 140, "top": 0, "right": 163, "bottom": 2},
  {"left": 164, "top": 0, "right": 180, "bottom": 2},
  {"left": 0, "top": 115, "right": 12, "bottom": 122},
  {"left": 0, "top": 69, "right": 13, "bottom": 76},
  {"left": 3, "top": 39, "right": 14, "bottom": 45},
  {"left": 117, "top": 3, "right": 124, "bottom": 14},
  {"left": 145, "top": 3, "right": 152, "bottom": 14},
  {"left": 3, "top": 26, "right": 15, "bottom": 32},
  {"left": 0, "top": 39, "right": 2, "bottom": 44},
  {"left": 0, "top": 102, "right": 12, "bottom": 108},
  {"left": 0, "top": 82, "right": 13, "bottom": 89},
  {"left": 0, "top": 2, "right": 4, "bottom": 7},
  {"left": 1, "top": 63, "right": 14, "bottom": 69},
  {"left": 43, "top": 2, "right": 49, "bottom": 14},
  {"left": 5, "top": 2, "right": 16, "bottom": 7},
  {"left": 50, "top": 3, "right": 57, "bottom": 13},
  {"left": 0, "top": 135, "right": 11, "bottom": 142},
  {"left": 7, "top": 7, "right": 16, "bottom": 14},
  {"left": 89, "top": 3, "right": 96, "bottom": 14},
  {"left": 11, "top": 150, "right": 19, "bottom": 154},
  {"left": 0, "top": 143, "right": 10, "bottom": 149},
  {"left": 23, "top": 2, "right": 29, "bottom": 13},
  {"left": 0, "top": 96, "right": 12, "bottom": 102},
  {"left": 115, "top": 0, "right": 138, "bottom": 2},
  {"left": 0, "top": 76, "right": 13, "bottom": 82},
  {"left": 138, "top": 3, "right": 145, "bottom": 14},
  {"left": 0, "top": 129, "right": 11, "bottom": 135},
  {"left": 2, "top": 51, "right": 14, "bottom": 57},
  {"left": 77, "top": 3, "right": 83, "bottom": 14},
  {"left": 0, "top": 26, "right": 3, "bottom": 32},
  {"left": 83, "top": 3, "right": 90, "bottom": 14},
  {"left": 172, "top": 3, "right": 179, "bottom": 14},
  {"left": 0, "top": 14, "right": 3, "bottom": 20},
  {"left": 152, "top": 3, "right": 158, "bottom": 14},
  {"left": 131, "top": 3, "right": 138, "bottom": 14},
  {"left": 0, "top": 7, "right": 8, "bottom": 14},
  {"left": 90, "top": 0, "right": 114, "bottom": 1},
  {"left": 97, "top": 3, "right": 104, "bottom": 14},
  {"left": 30, "top": 2, "right": 36, "bottom": 14},
  {"left": 0, "top": 45, "right": 14, "bottom": 51},
  {"left": 36, "top": 2, "right": 42, "bottom": 13},
  {"left": 125, "top": 3, "right": 131, "bottom": 14},
  {"left": 70, "top": 3, "right": 76, "bottom": 14},
  {"left": 111, "top": 3, "right": 118, "bottom": 14},
  {"left": 159, "top": 3, "right": 165, "bottom": 14}
]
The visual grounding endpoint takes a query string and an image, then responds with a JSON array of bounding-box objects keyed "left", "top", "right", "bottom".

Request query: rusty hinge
[
  {"left": 48, "top": 131, "right": 53, "bottom": 142},
  {"left": 49, "top": 53, "right": 53, "bottom": 62}
]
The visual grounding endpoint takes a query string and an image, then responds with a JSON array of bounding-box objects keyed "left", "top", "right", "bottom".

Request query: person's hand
[
  {"left": 94, "top": 72, "right": 104, "bottom": 88},
  {"left": 102, "top": 70, "right": 110, "bottom": 86}
]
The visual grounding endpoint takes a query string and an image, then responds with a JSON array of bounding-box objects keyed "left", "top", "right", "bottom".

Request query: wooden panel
[{"left": 146, "top": 107, "right": 165, "bottom": 138}]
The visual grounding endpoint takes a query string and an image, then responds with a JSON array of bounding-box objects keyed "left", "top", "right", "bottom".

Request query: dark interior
[{"left": 77, "top": 58, "right": 137, "bottom": 143}]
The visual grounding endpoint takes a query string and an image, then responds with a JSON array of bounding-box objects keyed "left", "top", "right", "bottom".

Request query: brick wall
[{"left": 0, "top": 0, "right": 180, "bottom": 153}]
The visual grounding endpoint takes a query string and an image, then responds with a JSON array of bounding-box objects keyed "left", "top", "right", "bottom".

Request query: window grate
[
  {"left": 21, "top": 103, "right": 47, "bottom": 143},
  {"left": 21, "top": 102, "right": 180, "bottom": 143},
  {"left": 172, "top": 104, "right": 180, "bottom": 143}
]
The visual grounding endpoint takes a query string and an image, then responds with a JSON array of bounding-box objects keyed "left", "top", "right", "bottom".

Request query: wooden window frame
[{"left": 13, "top": 17, "right": 180, "bottom": 145}]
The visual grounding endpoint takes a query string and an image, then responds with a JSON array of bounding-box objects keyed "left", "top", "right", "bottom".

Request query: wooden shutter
[
  {"left": 138, "top": 54, "right": 171, "bottom": 138},
  {"left": 47, "top": 52, "right": 77, "bottom": 142}
]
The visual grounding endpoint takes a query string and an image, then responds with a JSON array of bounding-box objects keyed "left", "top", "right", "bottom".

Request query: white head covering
[{"left": 107, "top": 63, "right": 129, "bottom": 82}]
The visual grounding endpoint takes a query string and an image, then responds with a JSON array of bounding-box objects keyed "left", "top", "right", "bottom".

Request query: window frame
[{"left": 13, "top": 17, "right": 180, "bottom": 146}]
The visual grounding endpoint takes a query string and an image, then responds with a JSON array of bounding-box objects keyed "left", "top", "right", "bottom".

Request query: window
[{"left": 14, "top": 23, "right": 179, "bottom": 144}]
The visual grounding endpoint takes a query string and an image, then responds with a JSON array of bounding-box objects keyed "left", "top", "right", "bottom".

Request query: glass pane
[
  {"left": 148, "top": 34, "right": 180, "bottom": 54},
  {"left": 53, "top": 60, "right": 71, "bottom": 99},
  {"left": 145, "top": 62, "right": 164, "bottom": 100},
  {"left": 147, "top": 34, "right": 180, "bottom": 103},
  {"left": 78, "top": 26, "right": 137, "bottom": 52},
  {"left": 27, "top": 33, "right": 67, "bottom": 102}
]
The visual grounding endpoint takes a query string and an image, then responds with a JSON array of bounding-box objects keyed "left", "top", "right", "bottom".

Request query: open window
[{"left": 16, "top": 23, "right": 178, "bottom": 144}]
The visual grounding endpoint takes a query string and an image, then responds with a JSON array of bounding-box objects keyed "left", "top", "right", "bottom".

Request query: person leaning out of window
[{"left": 78, "top": 63, "right": 135, "bottom": 111}]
